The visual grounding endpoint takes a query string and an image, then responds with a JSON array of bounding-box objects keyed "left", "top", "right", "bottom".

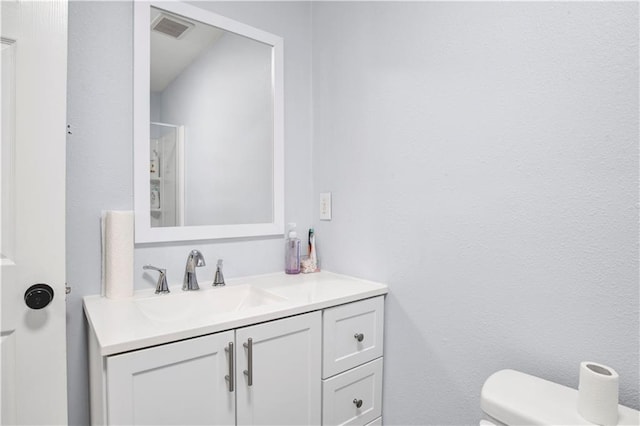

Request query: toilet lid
[{"left": 481, "top": 369, "right": 640, "bottom": 425}]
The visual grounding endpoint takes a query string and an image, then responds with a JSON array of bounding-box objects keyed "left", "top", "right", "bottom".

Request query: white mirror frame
[{"left": 134, "top": 1, "right": 284, "bottom": 243}]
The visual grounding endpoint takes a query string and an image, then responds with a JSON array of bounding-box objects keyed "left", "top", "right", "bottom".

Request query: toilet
[{"left": 480, "top": 369, "right": 640, "bottom": 425}]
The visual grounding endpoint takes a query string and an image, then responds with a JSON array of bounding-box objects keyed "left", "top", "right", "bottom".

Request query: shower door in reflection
[{"left": 150, "top": 122, "right": 184, "bottom": 227}]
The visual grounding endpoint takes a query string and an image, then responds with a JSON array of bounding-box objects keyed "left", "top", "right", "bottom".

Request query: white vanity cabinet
[
  {"left": 85, "top": 272, "right": 388, "bottom": 426},
  {"left": 96, "top": 312, "right": 320, "bottom": 425}
]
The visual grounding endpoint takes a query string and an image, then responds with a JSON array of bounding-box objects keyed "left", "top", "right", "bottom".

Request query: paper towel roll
[
  {"left": 577, "top": 361, "right": 619, "bottom": 425},
  {"left": 102, "top": 211, "right": 134, "bottom": 299}
]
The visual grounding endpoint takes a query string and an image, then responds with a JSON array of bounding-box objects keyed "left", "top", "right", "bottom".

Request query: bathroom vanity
[{"left": 84, "top": 272, "right": 387, "bottom": 425}]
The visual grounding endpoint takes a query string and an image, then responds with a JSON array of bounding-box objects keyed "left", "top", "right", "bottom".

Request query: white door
[
  {"left": 236, "top": 312, "right": 321, "bottom": 426},
  {"left": 1, "top": 0, "right": 68, "bottom": 424},
  {"left": 106, "top": 331, "right": 236, "bottom": 425}
]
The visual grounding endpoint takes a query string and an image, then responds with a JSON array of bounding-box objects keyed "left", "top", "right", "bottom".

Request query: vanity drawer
[
  {"left": 322, "top": 357, "right": 383, "bottom": 426},
  {"left": 365, "top": 417, "right": 382, "bottom": 426},
  {"left": 323, "top": 296, "right": 384, "bottom": 378}
]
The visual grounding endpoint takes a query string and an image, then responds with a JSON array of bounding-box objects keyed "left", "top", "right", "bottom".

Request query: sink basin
[{"left": 135, "top": 284, "right": 288, "bottom": 323}]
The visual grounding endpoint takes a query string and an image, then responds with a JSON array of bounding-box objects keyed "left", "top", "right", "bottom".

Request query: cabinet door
[
  {"left": 106, "top": 331, "right": 235, "bottom": 425},
  {"left": 236, "top": 311, "right": 321, "bottom": 425}
]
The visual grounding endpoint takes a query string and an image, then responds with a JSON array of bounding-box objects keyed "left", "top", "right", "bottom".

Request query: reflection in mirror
[
  {"left": 150, "top": 122, "right": 182, "bottom": 227},
  {"left": 150, "top": 6, "right": 273, "bottom": 228},
  {"left": 134, "top": 1, "right": 284, "bottom": 243}
]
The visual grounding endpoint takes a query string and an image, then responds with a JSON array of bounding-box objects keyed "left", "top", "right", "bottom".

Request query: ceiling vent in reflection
[{"left": 151, "top": 14, "right": 194, "bottom": 40}]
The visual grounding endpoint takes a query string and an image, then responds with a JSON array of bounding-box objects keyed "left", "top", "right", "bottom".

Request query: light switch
[{"left": 320, "top": 192, "right": 332, "bottom": 221}]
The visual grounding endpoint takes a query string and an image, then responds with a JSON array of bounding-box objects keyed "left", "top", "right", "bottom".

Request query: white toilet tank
[{"left": 480, "top": 369, "right": 640, "bottom": 425}]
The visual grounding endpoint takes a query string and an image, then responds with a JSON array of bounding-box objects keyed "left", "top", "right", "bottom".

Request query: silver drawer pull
[
  {"left": 243, "top": 338, "right": 253, "bottom": 386},
  {"left": 224, "top": 342, "right": 234, "bottom": 392},
  {"left": 354, "top": 333, "right": 364, "bottom": 342},
  {"left": 353, "top": 398, "right": 363, "bottom": 408}
]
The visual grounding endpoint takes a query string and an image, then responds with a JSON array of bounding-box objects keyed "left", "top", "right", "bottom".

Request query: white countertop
[{"left": 84, "top": 271, "right": 388, "bottom": 356}]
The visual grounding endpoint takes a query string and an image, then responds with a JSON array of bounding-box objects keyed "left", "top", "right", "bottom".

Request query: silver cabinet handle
[
  {"left": 224, "top": 342, "right": 234, "bottom": 392},
  {"left": 243, "top": 338, "right": 253, "bottom": 386},
  {"left": 353, "top": 398, "right": 363, "bottom": 408},
  {"left": 354, "top": 333, "right": 364, "bottom": 342}
]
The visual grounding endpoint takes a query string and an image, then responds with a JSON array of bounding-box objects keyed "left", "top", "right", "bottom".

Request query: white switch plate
[{"left": 320, "top": 192, "right": 332, "bottom": 220}]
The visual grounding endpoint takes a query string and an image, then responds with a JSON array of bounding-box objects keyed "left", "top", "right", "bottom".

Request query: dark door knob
[{"left": 24, "top": 283, "right": 54, "bottom": 310}]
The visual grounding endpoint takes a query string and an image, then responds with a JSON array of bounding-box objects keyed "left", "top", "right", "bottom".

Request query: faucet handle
[
  {"left": 213, "top": 259, "right": 225, "bottom": 287},
  {"left": 143, "top": 265, "right": 170, "bottom": 294}
]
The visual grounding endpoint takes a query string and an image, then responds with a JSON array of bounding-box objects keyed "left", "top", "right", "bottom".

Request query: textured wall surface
[
  {"left": 67, "top": 3, "right": 134, "bottom": 424},
  {"left": 311, "top": 2, "right": 639, "bottom": 424},
  {"left": 66, "top": 2, "right": 312, "bottom": 424},
  {"left": 68, "top": 2, "right": 638, "bottom": 425}
]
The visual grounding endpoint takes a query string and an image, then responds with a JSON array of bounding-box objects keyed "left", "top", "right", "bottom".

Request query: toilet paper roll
[
  {"left": 102, "top": 211, "right": 134, "bottom": 299},
  {"left": 577, "top": 361, "right": 619, "bottom": 425}
]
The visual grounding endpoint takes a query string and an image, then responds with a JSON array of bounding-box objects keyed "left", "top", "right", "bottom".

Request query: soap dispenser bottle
[{"left": 285, "top": 223, "right": 301, "bottom": 274}]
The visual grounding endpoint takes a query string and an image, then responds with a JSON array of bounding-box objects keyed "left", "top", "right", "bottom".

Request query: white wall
[
  {"left": 66, "top": 2, "right": 313, "bottom": 424},
  {"left": 67, "top": 3, "right": 133, "bottom": 424},
  {"left": 68, "top": 2, "right": 638, "bottom": 425},
  {"left": 312, "top": 2, "right": 639, "bottom": 424}
]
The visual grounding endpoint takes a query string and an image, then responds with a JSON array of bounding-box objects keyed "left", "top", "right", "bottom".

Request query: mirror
[{"left": 134, "top": 1, "right": 284, "bottom": 243}]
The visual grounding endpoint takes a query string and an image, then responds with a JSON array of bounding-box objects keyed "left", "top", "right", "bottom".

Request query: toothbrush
[{"left": 309, "top": 228, "right": 317, "bottom": 268}]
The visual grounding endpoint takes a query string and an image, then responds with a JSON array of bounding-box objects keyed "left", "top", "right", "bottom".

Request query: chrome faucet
[
  {"left": 183, "top": 250, "right": 205, "bottom": 291},
  {"left": 143, "top": 265, "right": 169, "bottom": 294}
]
